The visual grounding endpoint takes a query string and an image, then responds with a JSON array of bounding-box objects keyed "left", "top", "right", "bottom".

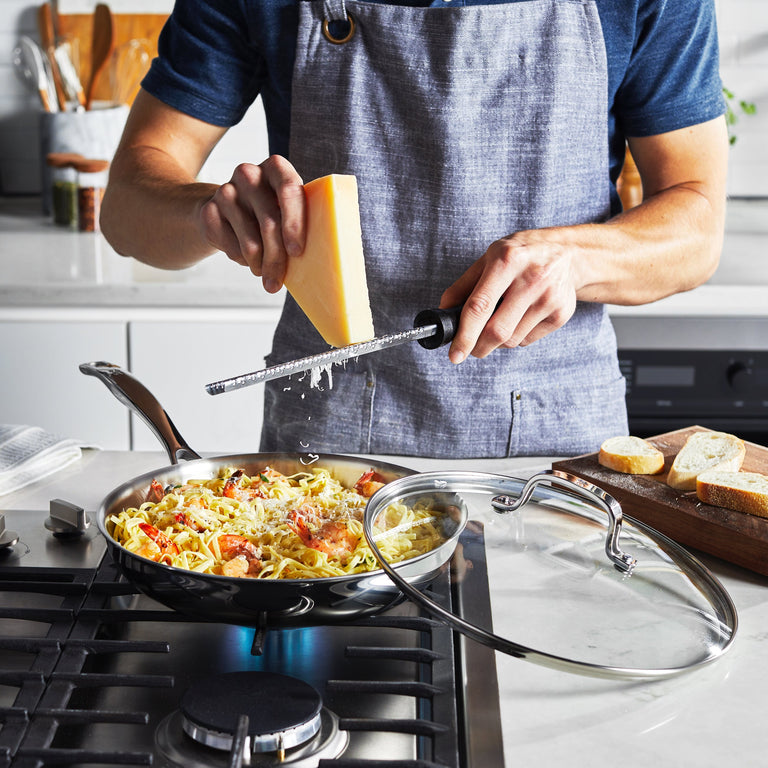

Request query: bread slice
[
  {"left": 598, "top": 435, "right": 665, "bottom": 475},
  {"left": 696, "top": 470, "right": 768, "bottom": 518},
  {"left": 666, "top": 431, "right": 746, "bottom": 491}
]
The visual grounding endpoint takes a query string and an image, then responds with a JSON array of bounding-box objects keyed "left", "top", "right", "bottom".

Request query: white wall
[
  {"left": 1, "top": 0, "right": 766, "bottom": 197},
  {"left": 717, "top": 0, "right": 768, "bottom": 196}
]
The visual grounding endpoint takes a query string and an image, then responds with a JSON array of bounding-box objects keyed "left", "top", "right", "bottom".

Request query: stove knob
[
  {"left": 0, "top": 513, "right": 20, "bottom": 550},
  {"left": 45, "top": 499, "right": 91, "bottom": 537},
  {"left": 726, "top": 360, "right": 754, "bottom": 393}
]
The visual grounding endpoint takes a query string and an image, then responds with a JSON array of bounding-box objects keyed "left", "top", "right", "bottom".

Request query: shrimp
[
  {"left": 287, "top": 508, "right": 359, "bottom": 562},
  {"left": 354, "top": 470, "right": 386, "bottom": 498},
  {"left": 222, "top": 468, "right": 282, "bottom": 502},
  {"left": 174, "top": 511, "right": 205, "bottom": 532},
  {"left": 137, "top": 522, "right": 179, "bottom": 563},
  {"left": 146, "top": 479, "right": 166, "bottom": 504},
  {"left": 218, "top": 534, "right": 263, "bottom": 578}
]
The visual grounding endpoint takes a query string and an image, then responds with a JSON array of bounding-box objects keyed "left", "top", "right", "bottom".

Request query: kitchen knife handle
[{"left": 414, "top": 305, "right": 463, "bottom": 349}]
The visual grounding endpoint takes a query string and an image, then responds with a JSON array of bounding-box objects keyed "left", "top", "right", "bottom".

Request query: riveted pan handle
[
  {"left": 491, "top": 469, "right": 637, "bottom": 573},
  {"left": 79, "top": 361, "right": 201, "bottom": 464}
]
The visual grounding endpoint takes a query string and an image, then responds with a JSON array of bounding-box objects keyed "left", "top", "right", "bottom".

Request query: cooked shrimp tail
[
  {"left": 222, "top": 468, "right": 277, "bottom": 501},
  {"left": 218, "top": 534, "right": 263, "bottom": 577},
  {"left": 354, "top": 470, "right": 386, "bottom": 498},
  {"left": 146, "top": 479, "right": 166, "bottom": 504},
  {"left": 137, "top": 522, "right": 179, "bottom": 563},
  {"left": 175, "top": 511, "right": 204, "bottom": 531},
  {"left": 287, "top": 508, "right": 359, "bottom": 561}
]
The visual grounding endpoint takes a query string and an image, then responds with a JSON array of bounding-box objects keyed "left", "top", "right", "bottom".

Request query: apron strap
[{"left": 323, "top": 0, "right": 348, "bottom": 22}]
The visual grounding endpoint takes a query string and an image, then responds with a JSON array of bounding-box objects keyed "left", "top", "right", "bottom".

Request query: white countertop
[
  {"left": 3, "top": 448, "right": 767, "bottom": 767},
  {"left": 0, "top": 196, "right": 766, "bottom": 321}
]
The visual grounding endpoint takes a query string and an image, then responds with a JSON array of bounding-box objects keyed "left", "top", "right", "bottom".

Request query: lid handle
[{"left": 491, "top": 469, "right": 637, "bottom": 574}]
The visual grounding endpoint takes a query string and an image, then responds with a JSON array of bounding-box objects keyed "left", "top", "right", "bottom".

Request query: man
[{"left": 101, "top": 0, "right": 728, "bottom": 458}]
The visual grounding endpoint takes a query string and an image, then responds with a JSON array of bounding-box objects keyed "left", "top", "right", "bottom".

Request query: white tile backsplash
[{"left": 1, "top": 0, "right": 767, "bottom": 197}]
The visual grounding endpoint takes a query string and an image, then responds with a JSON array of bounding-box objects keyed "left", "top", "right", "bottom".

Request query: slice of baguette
[
  {"left": 666, "top": 431, "right": 746, "bottom": 491},
  {"left": 696, "top": 470, "right": 768, "bottom": 518},
  {"left": 598, "top": 435, "right": 665, "bottom": 475}
]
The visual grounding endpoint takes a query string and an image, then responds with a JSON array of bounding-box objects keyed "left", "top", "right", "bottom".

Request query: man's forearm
[
  {"left": 573, "top": 181, "right": 725, "bottom": 306},
  {"left": 575, "top": 118, "right": 728, "bottom": 306},
  {"left": 101, "top": 145, "right": 220, "bottom": 269}
]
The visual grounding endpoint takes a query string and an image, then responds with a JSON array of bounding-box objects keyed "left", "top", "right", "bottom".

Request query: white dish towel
[{"left": 0, "top": 425, "right": 91, "bottom": 497}]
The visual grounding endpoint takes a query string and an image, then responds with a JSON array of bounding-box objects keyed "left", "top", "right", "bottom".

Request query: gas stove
[{"left": 0, "top": 505, "right": 504, "bottom": 768}]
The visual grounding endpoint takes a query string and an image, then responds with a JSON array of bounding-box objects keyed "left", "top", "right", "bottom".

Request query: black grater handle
[{"left": 414, "top": 305, "right": 463, "bottom": 349}]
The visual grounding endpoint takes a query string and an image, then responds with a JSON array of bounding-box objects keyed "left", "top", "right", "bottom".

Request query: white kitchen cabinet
[
  {"left": 0, "top": 320, "right": 130, "bottom": 448},
  {"left": 128, "top": 321, "right": 275, "bottom": 454}
]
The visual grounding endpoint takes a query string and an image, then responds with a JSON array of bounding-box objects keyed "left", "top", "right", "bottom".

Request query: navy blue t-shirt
[{"left": 142, "top": 0, "right": 724, "bottom": 208}]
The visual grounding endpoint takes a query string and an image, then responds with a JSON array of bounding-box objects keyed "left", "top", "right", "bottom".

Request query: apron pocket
[{"left": 509, "top": 374, "right": 628, "bottom": 457}]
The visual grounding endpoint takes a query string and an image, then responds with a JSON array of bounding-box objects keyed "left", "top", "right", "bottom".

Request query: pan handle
[{"left": 79, "top": 361, "right": 201, "bottom": 464}]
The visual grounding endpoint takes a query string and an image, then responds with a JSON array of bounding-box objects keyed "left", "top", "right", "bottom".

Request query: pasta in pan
[{"left": 108, "top": 466, "right": 445, "bottom": 579}]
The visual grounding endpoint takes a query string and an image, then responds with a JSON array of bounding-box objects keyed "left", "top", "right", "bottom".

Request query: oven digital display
[{"left": 635, "top": 365, "right": 695, "bottom": 387}]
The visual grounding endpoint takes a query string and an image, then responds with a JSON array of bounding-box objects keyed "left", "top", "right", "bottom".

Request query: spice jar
[
  {"left": 73, "top": 158, "right": 110, "bottom": 233},
  {"left": 46, "top": 152, "right": 83, "bottom": 228}
]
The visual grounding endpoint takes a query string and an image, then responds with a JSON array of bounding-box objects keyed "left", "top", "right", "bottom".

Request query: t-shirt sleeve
[
  {"left": 141, "top": 0, "right": 263, "bottom": 127},
  {"left": 616, "top": 0, "right": 725, "bottom": 137}
]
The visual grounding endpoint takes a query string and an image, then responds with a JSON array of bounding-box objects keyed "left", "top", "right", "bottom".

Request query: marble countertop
[
  {"left": 1, "top": 196, "right": 766, "bottom": 320},
  {"left": 3, "top": 448, "right": 766, "bottom": 767}
]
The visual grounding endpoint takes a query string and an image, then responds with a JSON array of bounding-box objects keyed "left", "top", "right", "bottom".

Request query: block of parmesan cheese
[{"left": 284, "top": 174, "right": 375, "bottom": 348}]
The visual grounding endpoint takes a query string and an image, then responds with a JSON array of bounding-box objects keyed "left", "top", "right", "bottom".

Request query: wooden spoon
[
  {"left": 85, "top": 3, "right": 115, "bottom": 110},
  {"left": 37, "top": 2, "right": 67, "bottom": 111}
]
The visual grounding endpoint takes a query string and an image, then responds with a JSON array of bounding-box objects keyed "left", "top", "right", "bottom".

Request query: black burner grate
[{"left": 0, "top": 548, "right": 491, "bottom": 768}]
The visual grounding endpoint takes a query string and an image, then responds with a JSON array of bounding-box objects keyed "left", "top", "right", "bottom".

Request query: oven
[
  {"left": 617, "top": 341, "right": 768, "bottom": 444},
  {"left": 0, "top": 506, "right": 504, "bottom": 768}
]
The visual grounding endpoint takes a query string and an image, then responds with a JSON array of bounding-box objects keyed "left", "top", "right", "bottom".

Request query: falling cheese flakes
[{"left": 309, "top": 364, "right": 334, "bottom": 390}]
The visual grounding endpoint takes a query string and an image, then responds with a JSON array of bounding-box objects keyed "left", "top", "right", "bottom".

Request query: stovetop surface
[{"left": 0, "top": 507, "right": 503, "bottom": 768}]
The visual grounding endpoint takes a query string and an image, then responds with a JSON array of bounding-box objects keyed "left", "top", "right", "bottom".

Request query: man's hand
[
  {"left": 199, "top": 155, "right": 307, "bottom": 293},
  {"left": 440, "top": 229, "right": 579, "bottom": 363},
  {"left": 439, "top": 116, "right": 729, "bottom": 365},
  {"left": 102, "top": 92, "right": 307, "bottom": 287}
]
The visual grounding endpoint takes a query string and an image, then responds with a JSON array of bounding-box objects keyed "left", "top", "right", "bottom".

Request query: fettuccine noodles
[{"left": 108, "top": 466, "right": 445, "bottom": 579}]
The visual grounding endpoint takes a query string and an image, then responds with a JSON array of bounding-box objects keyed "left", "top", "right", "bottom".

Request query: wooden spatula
[{"left": 85, "top": 3, "right": 115, "bottom": 109}]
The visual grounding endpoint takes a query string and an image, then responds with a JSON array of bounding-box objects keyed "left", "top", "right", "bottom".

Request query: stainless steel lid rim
[{"left": 363, "top": 469, "right": 738, "bottom": 680}]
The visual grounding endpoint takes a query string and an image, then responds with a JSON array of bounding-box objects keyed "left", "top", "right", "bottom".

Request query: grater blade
[{"left": 205, "top": 323, "right": 438, "bottom": 395}]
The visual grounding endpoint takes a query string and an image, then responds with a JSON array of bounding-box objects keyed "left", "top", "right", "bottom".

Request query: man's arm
[
  {"left": 441, "top": 116, "right": 729, "bottom": 362},
  {"left": 100, "top": 90, "right": 306, "bottom": 292}
]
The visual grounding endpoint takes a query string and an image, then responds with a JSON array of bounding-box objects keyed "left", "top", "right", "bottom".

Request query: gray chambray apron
[{"left": 260, "top": 0, "right": 628, "bottom": 458}]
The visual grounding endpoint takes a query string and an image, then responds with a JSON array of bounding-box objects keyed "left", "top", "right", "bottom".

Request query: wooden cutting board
[{"left": 553, "top": 426, "right": 768, "bottom": 577}]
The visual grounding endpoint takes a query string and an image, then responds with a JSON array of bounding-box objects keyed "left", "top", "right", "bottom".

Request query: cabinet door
[
  {"left": 129, "top": 321, "right": 275, "bottom": 454},
  {"left": 0, "top": 321, "right": 129, "bottom": 448}
]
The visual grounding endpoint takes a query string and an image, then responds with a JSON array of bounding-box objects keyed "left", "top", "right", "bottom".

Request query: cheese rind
[{"left": 284, "top": 174, "right": 375, "bottom": 348}]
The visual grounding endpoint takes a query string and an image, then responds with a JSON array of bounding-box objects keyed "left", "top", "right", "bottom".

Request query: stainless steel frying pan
[{"left": 80, "top": 362, "right": 466, "bottom": 627}]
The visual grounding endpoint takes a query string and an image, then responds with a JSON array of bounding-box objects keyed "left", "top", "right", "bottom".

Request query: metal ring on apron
[{"left": 322, "top": 14, "right": 355, "bottom": 45}]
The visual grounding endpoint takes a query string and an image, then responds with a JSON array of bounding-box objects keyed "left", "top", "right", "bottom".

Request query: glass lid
[{"left": 363, "top": 469, "right": 737, "bottom": 680}]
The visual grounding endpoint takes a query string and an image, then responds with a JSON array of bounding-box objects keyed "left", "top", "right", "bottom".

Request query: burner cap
[{"left": 181, "top": 671, "right": 323, "bottom": 753}]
